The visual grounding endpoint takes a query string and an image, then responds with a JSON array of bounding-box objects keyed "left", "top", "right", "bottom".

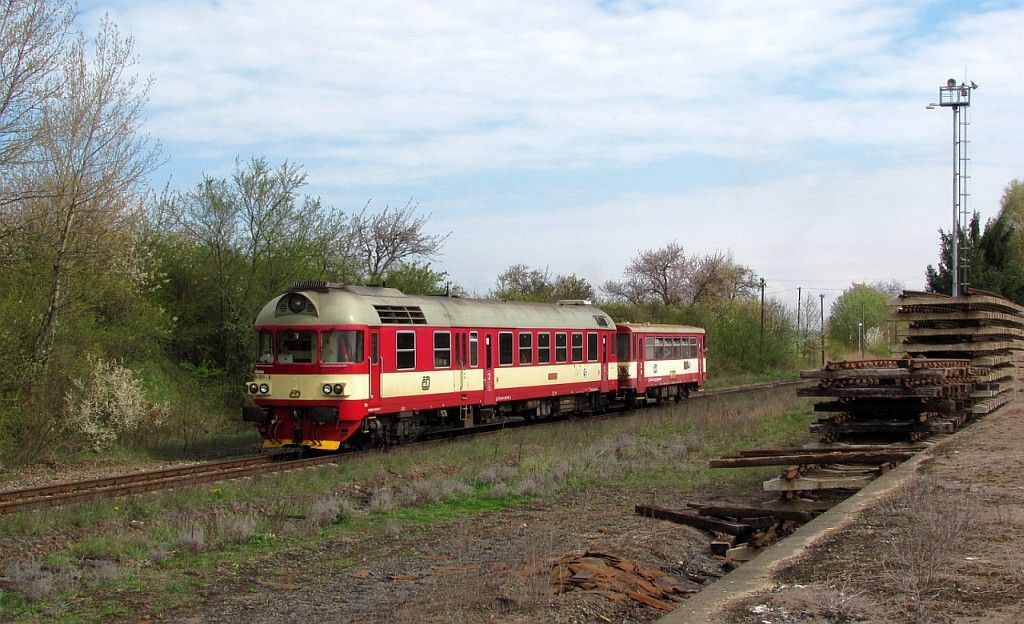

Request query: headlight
[
  {"left": 322, "top": 383, "right": 333, "bottom": 395},
  {"left": 333, "top": 383, "right": 344, "bottom": 395},
  {"left": 259, "top": 383, "right": 270, "bottom": 394},
  {"left": 287, "top": 294, "right": 306, "bottom": 313},
  {"left": 248, "top": 383, "right": 258, "bottom": 394}
]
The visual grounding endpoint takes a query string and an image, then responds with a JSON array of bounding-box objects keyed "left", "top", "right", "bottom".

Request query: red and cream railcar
[
  {"left": 614, "top": 323, "right": 706, "bottom": 402},
  {"left": 243, "top": 283, "right": 620, "bottom": 450}
]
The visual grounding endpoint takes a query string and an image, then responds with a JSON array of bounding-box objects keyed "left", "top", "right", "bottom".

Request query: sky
[{"left": 79, "top": 0, "right": 1024, "bottom": 307}]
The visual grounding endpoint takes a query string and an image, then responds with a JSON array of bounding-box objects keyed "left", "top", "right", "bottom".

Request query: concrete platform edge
[{"left": 657, "top": 431, "right": 961, "bottom": 623}]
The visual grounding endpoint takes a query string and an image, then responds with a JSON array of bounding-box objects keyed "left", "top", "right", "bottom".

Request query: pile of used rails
[
  {"left": 894, "top": 288, "right": 1023, "bottom": 417},
  {"left": 798, "top": 358, "right": 978, "bottom": 442}
]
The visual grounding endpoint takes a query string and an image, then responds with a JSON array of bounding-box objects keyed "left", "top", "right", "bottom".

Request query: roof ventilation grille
[{"left": 374, "top": 305, "right": 427, "bottom": 324}]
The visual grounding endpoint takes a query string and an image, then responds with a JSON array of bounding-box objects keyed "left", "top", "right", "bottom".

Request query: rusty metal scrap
[{"left": 550, "top": 551, "right": 700, "bottom": 612}]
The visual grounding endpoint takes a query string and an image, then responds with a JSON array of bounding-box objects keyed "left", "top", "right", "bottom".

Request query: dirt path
[{"left": 684, "top": 401, "right": 1024, "bottom": 624}]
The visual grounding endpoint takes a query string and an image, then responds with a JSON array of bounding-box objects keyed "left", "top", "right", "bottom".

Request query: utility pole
[
  {"left": 759, "top": 278, "right": 766, "bottom": 348},
  {"left": 819, "top": 293, "right": 825, "bottom": 367},
  {"left": 797, "top": 287, "right": 802, "bottom": 339}
]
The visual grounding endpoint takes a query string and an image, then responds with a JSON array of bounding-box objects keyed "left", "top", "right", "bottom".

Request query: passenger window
[
  {"left": 645, "top": 337, "right": 655, "bottom": 360},
  {"left": 469, "top": 332, "right": 479, "bottom": 367},
  {"left": 434, "top": 331, "right": 451, "bottom": 368},
  {"left": 519, "top": 332, "right": 533, "bottom": 365},
  {"left": 396, "top": 331, "right": 415, "bottom": 370},
  {"left": 571, "top": 332, "right": 583, "bottom": 362},
  {"left": 499, "top": 332, "right": 513, "bottom": 366},
  {"left": 587, "top": 332, "right": 598, "bottom": 362},
  {"left": 673, "top": 337, "right": 683, "bottom": 359},
  {"left": 537, "top": 333, "right": 551, "bottom": 364},
  {"left": 655, "top": 337, "right": 664, "bottom": 360},
  {"left": 690, "top": 337, "right": 698, "bottom": 358},
  {"left": 555, "top": 333, "right": 568, "bottom": 363}
]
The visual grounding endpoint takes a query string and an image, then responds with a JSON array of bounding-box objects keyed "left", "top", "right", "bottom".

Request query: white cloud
[{"left": 81, "top": 0, "right": 1024, "bottom": 293}]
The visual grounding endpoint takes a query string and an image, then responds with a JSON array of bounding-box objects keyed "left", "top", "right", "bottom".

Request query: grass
[{"left": 0, "top": 388, "right": 815, "bottom": 621}]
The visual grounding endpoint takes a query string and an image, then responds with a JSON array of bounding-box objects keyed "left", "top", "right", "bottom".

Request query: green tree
[
  {"left": 552, "top": 273, "right": 595, "bottom": 301},
  {"left": 0, "top": 8, "right": 164, "bottom": 462},
  {"left": 926, "top": 180, "right": 1024, "bottom": 303},
  {"left": 150, "top": 157, "right": 354, "bottom": 377},
  {"left": 827, "top": 283, "right": 890, "bottom": 353},
  {"left": 383, "top": 261, "right": 450, "bottom": 295},
  {"left": 491, "top": 264, "right": 595, "bottom": 302}
]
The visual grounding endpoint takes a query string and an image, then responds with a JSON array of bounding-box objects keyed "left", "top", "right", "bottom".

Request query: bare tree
[
  {"left": 0, "top": 0, "right": 73, "bottom": 247},
  {"left": 603, "top": 242, "right": 689, "bottom": 305},
  {"left": 351, "top": 200, "right": 448, "bottom": 283},
  {"left": 27, "top": 18, "right": 160, "bottom": 366},
  {"left": 690, "top": 251, "right": 758, "bottom": 303}
]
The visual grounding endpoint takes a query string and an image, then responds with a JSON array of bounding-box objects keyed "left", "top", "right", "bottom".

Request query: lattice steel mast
[{"left": 928, "top": 78, "right": 978, "bottom": 297}]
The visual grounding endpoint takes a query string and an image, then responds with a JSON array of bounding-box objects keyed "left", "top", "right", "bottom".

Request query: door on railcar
[
  {"left": 636, "top": 335, "right": 648, "bottom": 393},
  {"left": 483, "top": 333, "right": 495, "bottom": 405},
  {"left": 698, "top": 335, "right": 705, "bottom": 379},
  {"left": 600, "top": 335, "right": 610, "bottom": 392},
  {"left": 368, "top": 329, "right": 382, "bottom": 404}
]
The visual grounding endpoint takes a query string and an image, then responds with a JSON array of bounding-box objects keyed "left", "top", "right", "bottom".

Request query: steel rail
[{"left": 0, "top": 454, "right": 339, "bottom": 515}]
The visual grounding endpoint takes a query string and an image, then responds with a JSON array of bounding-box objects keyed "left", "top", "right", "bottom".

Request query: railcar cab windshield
[
  {"left": 277, "top": 330, "right": 316, "bottom": 363},
  {"left": 255, "top": 329, "right": 363, "bottom": 365}
]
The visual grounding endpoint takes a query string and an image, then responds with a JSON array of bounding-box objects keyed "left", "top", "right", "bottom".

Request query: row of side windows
[
  {"left": 644, "top": 336, "right": 700, "bottom": 360},
  {"left": 395, "top": 330, "right": 601, "bottom": 370},
  {"left": 500, "top": 331, "right": 598, "bottom": 366},
  {"left": 397, "top": 330, "right": 480, "bottom": 370}
]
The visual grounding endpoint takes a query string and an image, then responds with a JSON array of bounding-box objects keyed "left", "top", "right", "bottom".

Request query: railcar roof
[
  {"left": 254, "top": 285, "right": 616, "bottom": 330},
  {"left": 616, "top": 322, "right": 705, "bottom": 334}
]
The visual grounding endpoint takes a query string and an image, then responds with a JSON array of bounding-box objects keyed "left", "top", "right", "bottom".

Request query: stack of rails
[
  {"left": 798, "top": 358, "right": 977, "bottom": 442},
  {"left": 894, "top": 288, "right": 1024, "bottom": 417}
]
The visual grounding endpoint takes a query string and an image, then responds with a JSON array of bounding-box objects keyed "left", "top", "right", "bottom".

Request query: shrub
[{"left": 65, "top": 355, "right": 168, "bottom": 451}]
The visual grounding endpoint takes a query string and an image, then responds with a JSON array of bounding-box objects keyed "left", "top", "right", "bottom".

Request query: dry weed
[
  {"left": 218, "top": 512, "right": 257, "bottom": 543},
  {"left": 818, "top": 573, "right": 869, "bottom": 622},
  {"left": 177, "top": 523, "right": 206, "bottom": 554},
  {"left": 369, "top": 487, "right": 395, "bottom": 512},
  {"left": 7, "top": 558, "right": 56, "bottom": 602},
  {"left": 82, "top": 558, "right": 120, "bottom": 585},
  {"left": 880, "top": 476, "right": 978, "bottom": 621},
  {"left": 473, "top": 464, "right": 515, "bottom": 485}
]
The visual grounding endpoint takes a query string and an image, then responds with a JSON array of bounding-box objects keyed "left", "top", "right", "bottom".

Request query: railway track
[
  {"left": 0, "top": 453, "right": 343, "bottom": 516},
  {"left": 0, "top": 378, "right": 804, "bottom": 516}
]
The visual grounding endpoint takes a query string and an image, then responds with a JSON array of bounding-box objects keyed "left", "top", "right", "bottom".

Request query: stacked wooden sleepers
[
  {"left": 894, "top": 288, "right": 1023, "bottom": 417},
  {"left": 799, "top": 358, "right": 978, "bottom": 442}
]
